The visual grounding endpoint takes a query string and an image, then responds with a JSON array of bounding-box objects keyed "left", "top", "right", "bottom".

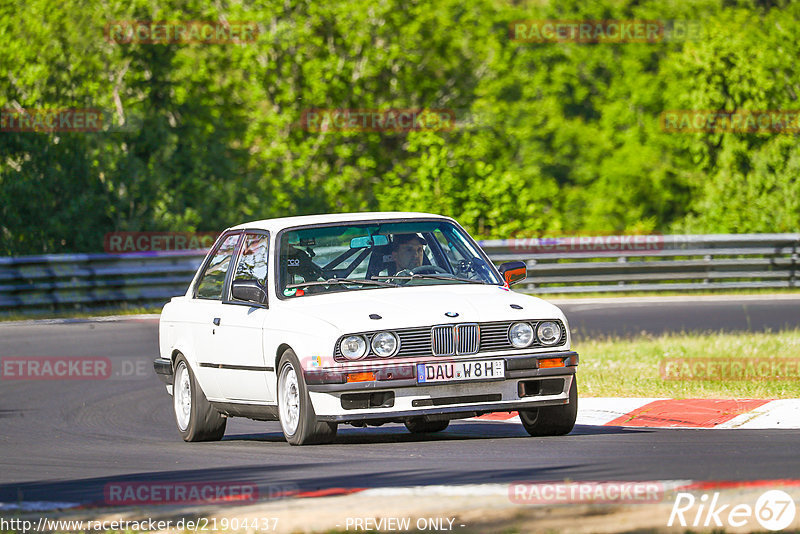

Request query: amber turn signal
[
  {"left": 538, "top": 358, "right": 565, "bottom": 368},
  {"left": 346, "top": 371, "right": 376, "bottom": 382}
]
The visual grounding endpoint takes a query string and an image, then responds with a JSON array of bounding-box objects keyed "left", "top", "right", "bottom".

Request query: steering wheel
[
  {"left": 395, "top": 264, "right": 449, "bottom": 278},
  {"left": 457, "top": 257, "right": 490, "bottom": 280}
]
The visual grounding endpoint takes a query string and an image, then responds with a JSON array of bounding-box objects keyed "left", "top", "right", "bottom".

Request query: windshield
[{"left": 278, "top": 220, "right": 502, "bottom": 297}]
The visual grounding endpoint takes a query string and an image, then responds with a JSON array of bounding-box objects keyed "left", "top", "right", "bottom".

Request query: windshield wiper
[
  {"left": 286, "top": 278, "right": 396, "bottom": 289},
  {"left": 373, "top": 274, "right": 488, "bottom": 285}
]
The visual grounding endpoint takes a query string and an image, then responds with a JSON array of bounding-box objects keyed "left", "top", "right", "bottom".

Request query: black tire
[
  {"left": 519, "top": 376, "right": 578, "bottom": 437},
  {"left": 404, "top": 417, "right": 450, "bottom": 434},
  {"left": 173, "top": 355, "right": 226, "bottom": 442},
  {"left": 277, "top": 349, "right": 337, "bottom": 445}
]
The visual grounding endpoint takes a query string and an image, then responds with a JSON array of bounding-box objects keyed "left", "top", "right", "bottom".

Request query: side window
[
  {"left": 232, "top": 233, "right": 269, "bottom": 291},
  {"left": 195, "top": 233, "right": 241, "bottom": 300}
]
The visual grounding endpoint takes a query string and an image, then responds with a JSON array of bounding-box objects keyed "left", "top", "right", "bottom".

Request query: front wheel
[
  {"left": 519, "top": 377, "right": 578, "bottom": 437},
  {"left": 173, "top": 355, "right": 226, "bottom": 442},
  {"left": 277, "top": 349, "right": 337, "bottom": 445}
]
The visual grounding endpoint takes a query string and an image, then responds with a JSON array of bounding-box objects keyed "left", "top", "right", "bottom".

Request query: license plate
[{"left": 416, "top": 360, "right": 504, "bottom": 384}]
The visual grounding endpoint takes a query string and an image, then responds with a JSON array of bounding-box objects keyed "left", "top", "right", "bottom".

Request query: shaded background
[{"left": 2, "top": 0, "right": 799, "bottom": 255}]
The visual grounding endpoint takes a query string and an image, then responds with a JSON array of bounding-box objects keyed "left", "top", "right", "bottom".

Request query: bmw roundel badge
[{"left": 445, "top": 311, "right": 459, "bottom": 318}]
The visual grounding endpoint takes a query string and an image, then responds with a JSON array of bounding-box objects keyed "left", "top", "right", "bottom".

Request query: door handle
[{"left": 213, "top": 317, "right": 221, "bottom": 326}]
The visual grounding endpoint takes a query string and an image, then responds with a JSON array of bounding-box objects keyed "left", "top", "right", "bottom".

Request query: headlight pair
[
  {"left": 509, "top": 321, "right": 562, "bottom": 348},
  {"left": 340, "top": 332, "right": 399, "bottom": 360}
]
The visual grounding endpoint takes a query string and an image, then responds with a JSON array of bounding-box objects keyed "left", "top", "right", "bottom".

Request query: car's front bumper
[
  {"left": 153, "top": 357, "right": 173, "bottom": 385},
  {"left": 305, "top": 351, "right": 578, "bottom": 423}
]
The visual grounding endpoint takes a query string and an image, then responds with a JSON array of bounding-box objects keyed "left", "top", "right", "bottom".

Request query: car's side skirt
[{"left": 210, "top": 401, "right": 279, "bottom": 421}]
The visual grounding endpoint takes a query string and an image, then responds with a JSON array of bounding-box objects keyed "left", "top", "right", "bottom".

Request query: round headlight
[
  {"left": 371, "top": 332, "right": 399, "bottom": 357},
  {"left": 340, "top": 335, "right": 367, "bottom": 360},
  {"left": 537, "top": 321, "right": 561, "bottom": 345},
  {"left": 509, "top": 322, "right": 534, "bottom": 348}
]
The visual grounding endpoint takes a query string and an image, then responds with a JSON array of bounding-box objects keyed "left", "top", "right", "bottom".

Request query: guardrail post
[
  {"left": 703, "top": 254, "right": 712, "bottom": 285},
  {"left": 616, "top": 256, "right": 626, "bottom": 287}
]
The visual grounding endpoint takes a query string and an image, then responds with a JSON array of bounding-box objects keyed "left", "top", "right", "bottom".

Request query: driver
[{"left": 391, "top": 233, "right": 426, "bottom": 273}]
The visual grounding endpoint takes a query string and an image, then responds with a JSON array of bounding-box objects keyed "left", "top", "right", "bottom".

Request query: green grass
[{"left": 575, "top": 329, "right": 800, "bottom": 398}]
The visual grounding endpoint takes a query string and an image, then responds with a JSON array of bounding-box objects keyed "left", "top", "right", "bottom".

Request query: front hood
[{"left": 281, "top": 284, "right": 565, "bottom": 334}]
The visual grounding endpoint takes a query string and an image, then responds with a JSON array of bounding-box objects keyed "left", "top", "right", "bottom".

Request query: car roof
[{"left": 228, "top": 212, "right": 455, "bottom": 233}]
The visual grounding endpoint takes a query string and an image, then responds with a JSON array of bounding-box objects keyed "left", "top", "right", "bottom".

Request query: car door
[
  {"left": 210, "top": 231, "right": 272, "bottom": 403},
  {"left": 190, "top": 231, "right": 243, "bottom": 400}
]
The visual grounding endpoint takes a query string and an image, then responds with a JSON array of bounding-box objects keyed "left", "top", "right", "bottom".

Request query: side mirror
[
  {"left": 231, "top": 280, "right": 267, "bottom": 305},
  {"left": 498, "top": 261, "right": 527, "bottom": 286}
]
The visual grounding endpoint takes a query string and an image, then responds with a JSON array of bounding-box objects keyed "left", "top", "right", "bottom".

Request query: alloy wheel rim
[
  {"left": 279, "top": 364, "right": 300, "bottom": 435},
  {"left": 174, "top": 363, "right": 191, "bottom": 431}
]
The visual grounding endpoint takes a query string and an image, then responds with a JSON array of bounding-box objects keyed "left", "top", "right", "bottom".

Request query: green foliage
[
  {"left": 1, "top": 0, "right": 798, "bottom": 255},
  {"left": 576, "top": 328, "right": 800, "bottom": 398}
]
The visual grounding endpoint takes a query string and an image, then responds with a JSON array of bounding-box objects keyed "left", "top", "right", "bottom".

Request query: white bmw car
[{"left": 154, "top": 212, "right": 579, "bottom": 445}]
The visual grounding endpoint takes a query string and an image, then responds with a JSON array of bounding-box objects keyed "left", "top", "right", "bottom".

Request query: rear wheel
[
  {"left": 277, "top": 349, "right": 337, "bottom": 445},
  {"left": 404, "top": 417, "right": 450, "bottom": 434},
  {"left": 519, "top": 377, "right": 578, "bottom": 437},
  {"left": 173, "top": 355, "right": 226, "bottom": 442}
]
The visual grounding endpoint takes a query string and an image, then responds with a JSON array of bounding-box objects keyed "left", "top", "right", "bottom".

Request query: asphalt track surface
[{"left": 1, "top": 297, "right": 799, "bottom": 506}]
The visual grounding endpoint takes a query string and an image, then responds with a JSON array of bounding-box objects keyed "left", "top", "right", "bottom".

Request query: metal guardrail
[
  {"left": 0, "top": 250, "right": 205, "bottom": 312},
  {"left": 0, "top": 234, "right": 797, "bottom": 313},
  {"left": 480, "top": 233, "right": 799, "bottom": 294}
]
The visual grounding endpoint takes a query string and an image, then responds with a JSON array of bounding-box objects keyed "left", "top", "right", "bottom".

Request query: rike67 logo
[{"left": 669, "top": 490, "right": 797, "bottom": 531}]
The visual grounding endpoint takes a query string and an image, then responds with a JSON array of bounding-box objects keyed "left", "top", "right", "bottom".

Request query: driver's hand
[{"left": 391, "top": 269, "right": 413, "bottom": 284}]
